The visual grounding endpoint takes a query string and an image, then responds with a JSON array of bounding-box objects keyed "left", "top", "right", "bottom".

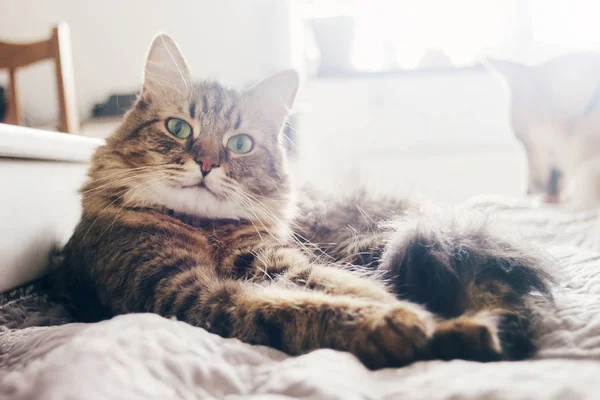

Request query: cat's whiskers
[
  {"left": 82, "top": 166, "right": 172, "bottom": 195},
  {"left": 290, "top": 231, "right": 334, "bottom": 264},
  {"left": 261, "top": 174, "right": 285, "bottom": 195},
  {"left": 238, "top": 190, "right": 331, "bottom": 263},
  {"left": 83, "top": 174, "right": 157, "bottom": 196},
  {"left": 235, "top": 189, "right": 291, "bottom": 232},
  {"left": 248, "top": 249, "right": 275, "bottom": 283},
  {"left": 83, "top": 170, "right": 173, "bottom": 242},
  {"left": 227, "top": 189, "right": 274, "bottom": 224},
  {"left": 81, "top": 176, "right": 164, "bottom": 243},
  {"left": 227, "top": 189, "right": 288, "bottom": 244},
  {"left": 102, "top": 181, "right": 160, "bottom": 238},
  {"left": 85, "top": 166, "right": 165, "bottom": 185},
  {"left": 92, "top": 164, "right": 175, "bottom": 182},
  {"left": 105, "top": 176, "right": 172, "bottom": 236},
  {"left": 225, "top": 191, "right": 266, "bottom": 241},
  {"left": 83, "top": 171, "right": 171, "bottom": 197},
  {"left": 228, "top": 189, "right": 327, "bottom": 262},
  {"left": 230, "top": 190, "right": 283, "bottom": 229}
]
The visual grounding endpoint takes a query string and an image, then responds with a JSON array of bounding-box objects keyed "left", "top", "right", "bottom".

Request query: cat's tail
[{"left": 379, "top": 210, "right": 556, "bottom": 360}]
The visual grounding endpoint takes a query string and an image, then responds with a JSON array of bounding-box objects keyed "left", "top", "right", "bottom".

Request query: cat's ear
[
  {"left": 484, "top": 59, "right": 530, "bottom": 88},
  {"left": 244, "top": 70, "right": 299, "bottom": 132},
  {"left": 142, "top": 34, "right": 191, "bottom": 100}
]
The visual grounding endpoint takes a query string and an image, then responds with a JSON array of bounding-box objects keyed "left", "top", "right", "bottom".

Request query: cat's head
[
  {"left": 487, "top": 54, "right": 600, "bottom": 201},
  {"left": 88, "top": 35, "right": 299, "bottom": 222}
]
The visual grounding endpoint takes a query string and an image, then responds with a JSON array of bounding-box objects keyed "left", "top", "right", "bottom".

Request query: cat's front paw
[
  {"left": 430, "top": 315, "right": 503, "bottom": 362},
  {"left": 353, "top": 303, "right": 435, "bottom": 369}
]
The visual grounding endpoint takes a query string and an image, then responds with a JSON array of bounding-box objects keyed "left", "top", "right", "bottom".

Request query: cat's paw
[
  {"left": 430, "top": 314, "right": 503, "bottom": 362},
  {"left": 354, "top": 303, "right": 435, "bottom": 369}
]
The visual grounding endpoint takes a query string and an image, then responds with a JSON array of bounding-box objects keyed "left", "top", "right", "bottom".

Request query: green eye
[
  {"left": 166, "top": 118, "right": 192, "bottom": 139},
  {"left": 227, "top": 134, "right": 254, "bottom": 154}
]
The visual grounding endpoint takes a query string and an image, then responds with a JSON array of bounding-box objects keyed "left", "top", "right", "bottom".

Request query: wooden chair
[{"left": 0, "top": 22, "right": 79, "bottom": 133}]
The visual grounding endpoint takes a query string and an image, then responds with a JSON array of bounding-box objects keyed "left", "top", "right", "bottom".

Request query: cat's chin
[
  {"left": 181, "top": 181, "right": 219, "bottom": 197},
  {"left": 126, "top": 181, "right": 249, "bottom": 220}
]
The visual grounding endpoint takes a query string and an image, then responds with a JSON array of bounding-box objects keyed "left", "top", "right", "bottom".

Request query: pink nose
[{"left": 197, "top": 156, "right": 218, "bottom": 176}]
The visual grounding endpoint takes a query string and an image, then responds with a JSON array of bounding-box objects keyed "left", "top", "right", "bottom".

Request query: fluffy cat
[
  {"left": 487, "top": 53, "right": 600, "bottom": 210},
  {"left": 51, "top": 35, "right": 553, "bottom": 369}
]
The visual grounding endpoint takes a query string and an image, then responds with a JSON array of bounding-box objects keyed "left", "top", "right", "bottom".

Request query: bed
[{"left": 1, "top": 125, "right": 599, "bottom": 399}]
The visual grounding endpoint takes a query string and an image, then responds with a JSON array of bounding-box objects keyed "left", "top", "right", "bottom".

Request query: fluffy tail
[{"left": 379, "top": 211, "right": 555, "bottom": 360}]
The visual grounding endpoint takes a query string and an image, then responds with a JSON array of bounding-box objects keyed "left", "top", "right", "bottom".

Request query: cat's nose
[{"left": 197, "top": 156, "right": 219, "bottom": 176}]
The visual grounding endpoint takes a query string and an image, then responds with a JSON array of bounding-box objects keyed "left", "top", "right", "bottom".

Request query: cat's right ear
[
  {"left": 142, "top": 34, "right": 191, "bottom": 100},
  {"left": 244, "top": 70, "right": 300, "bottom": 134},
  {"left": 483, "top": 59, "right": 529, "bottom": 88}
]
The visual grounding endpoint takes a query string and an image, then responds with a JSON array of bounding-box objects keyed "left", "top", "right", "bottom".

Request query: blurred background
[{"left": 1, "top": 0, "right": 600, "bottom": 204}]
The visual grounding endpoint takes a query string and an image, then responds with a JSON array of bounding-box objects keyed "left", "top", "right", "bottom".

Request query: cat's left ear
[
  {"left": 244, "top": 70, "right": 299, "bottom": 132},
  {"left": 142, "top": 34, "right": 191, "bottom": 100}
]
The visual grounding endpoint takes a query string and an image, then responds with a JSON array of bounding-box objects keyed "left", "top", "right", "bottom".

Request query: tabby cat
[{"left": 52, "top": 35, "right": 553, "bottom": 369}]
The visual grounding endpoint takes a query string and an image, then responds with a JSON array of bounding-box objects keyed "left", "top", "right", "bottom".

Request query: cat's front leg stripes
[
  {"left": 143, "top": 261, "right": 434, "bottom": 369},
  {"left": 283, "top": 265, "right": 397, "bottom": 303},
  {"left": 227, "top": 246, "right": 397, "bottom": 302},
  {"left": 176, "top": 280, "right": 436, "bottom": 369}
]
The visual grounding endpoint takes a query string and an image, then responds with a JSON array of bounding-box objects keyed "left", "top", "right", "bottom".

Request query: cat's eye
[
  {"left": 227, "top": 134, "right": 254, "bottom": 154},
  {"left": 166, "top": 118, "right": 192, "bottom": 139}
]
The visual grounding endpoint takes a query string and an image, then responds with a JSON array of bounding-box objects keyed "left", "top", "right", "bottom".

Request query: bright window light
[{"left": 299, "top": 0, "right": 600, "bottom": 71}]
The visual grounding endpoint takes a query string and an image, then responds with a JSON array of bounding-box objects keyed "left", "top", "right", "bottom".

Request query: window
[{"left": 296, "top": 0, "right": 600, "bottom": 73}]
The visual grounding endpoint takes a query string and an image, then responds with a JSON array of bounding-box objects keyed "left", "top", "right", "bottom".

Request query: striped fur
[{"left": 51, "top": 34, "right": 553, "bottom": 369}]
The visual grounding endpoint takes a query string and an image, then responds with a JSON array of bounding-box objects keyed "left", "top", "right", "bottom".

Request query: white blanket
[{"left": 1, "top": 203, "right": 600, "bottom": 400}]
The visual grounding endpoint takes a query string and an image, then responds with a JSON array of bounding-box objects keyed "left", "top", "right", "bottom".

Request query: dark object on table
[
  {"left": 544, "top": 168, "right": 562, "bottom": 203},
  {"left": 0, "top": 86, "right": 6, "bottom": 122},
  {"left": 92, "top": 93, "right": 137, "bottom": 117}
]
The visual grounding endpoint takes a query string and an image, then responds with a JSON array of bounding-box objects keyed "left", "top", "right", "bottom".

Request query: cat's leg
[
  {"left": 430, "top": 305, "right": 529, "bottom": 362},
  {"left": 275, "top": 250, "right": 534, "bottom": 362},
  {"left": 380, "top": 213, "right": 554, "bottom": 361},
  {"left": 153, "top": 267, "right": 435, "bottom": 370},
  {"left": 295, "top": 190, "right": 553, "bottom": 360},
  {"left": 225, "top": 246, "right": 398, "bottom": 303},
  {"left": 222, "top": 246, "right": 538, "bottom": 364}
]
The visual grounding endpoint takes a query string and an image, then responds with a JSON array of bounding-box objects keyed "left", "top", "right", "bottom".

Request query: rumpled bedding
[{"left": 1, "top": 200, "right": 600, "bottom": 399}]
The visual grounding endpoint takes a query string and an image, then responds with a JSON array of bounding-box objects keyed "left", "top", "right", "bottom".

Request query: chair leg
[
  {"left": 52, "top": 23, "right": 79, "bottom": 133},
  {"left": 4, "top": 69, "right": 23, "bottom": 126}
]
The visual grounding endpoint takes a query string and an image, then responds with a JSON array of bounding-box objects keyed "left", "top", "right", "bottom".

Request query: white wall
[{"left": 0, "top": 0, "right": 293, "bottom": 125}]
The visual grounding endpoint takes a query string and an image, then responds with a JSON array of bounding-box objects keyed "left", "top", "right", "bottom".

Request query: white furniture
[
  {"left": 0, "top": 124, "right": 103, "bottom": 292},
  {"left": 291, "top": 70, "right": 527, "bottom": 204}
]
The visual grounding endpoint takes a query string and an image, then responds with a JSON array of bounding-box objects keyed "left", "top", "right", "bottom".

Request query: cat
[
  {"left": 50, "top": 34, "right": 553, "bottom": 370},
  {"left": 487, "top": 53, "right": 600, "bottom": 210}
]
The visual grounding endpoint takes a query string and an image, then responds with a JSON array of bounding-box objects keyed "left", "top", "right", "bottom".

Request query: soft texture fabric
[{"left": 1, "top": 200, "right": 600, "bottom": 400}]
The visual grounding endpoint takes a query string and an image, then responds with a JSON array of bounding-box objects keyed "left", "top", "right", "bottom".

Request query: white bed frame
[{"left": 0, "top": 123, "right": 103, "bottom": 292}]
